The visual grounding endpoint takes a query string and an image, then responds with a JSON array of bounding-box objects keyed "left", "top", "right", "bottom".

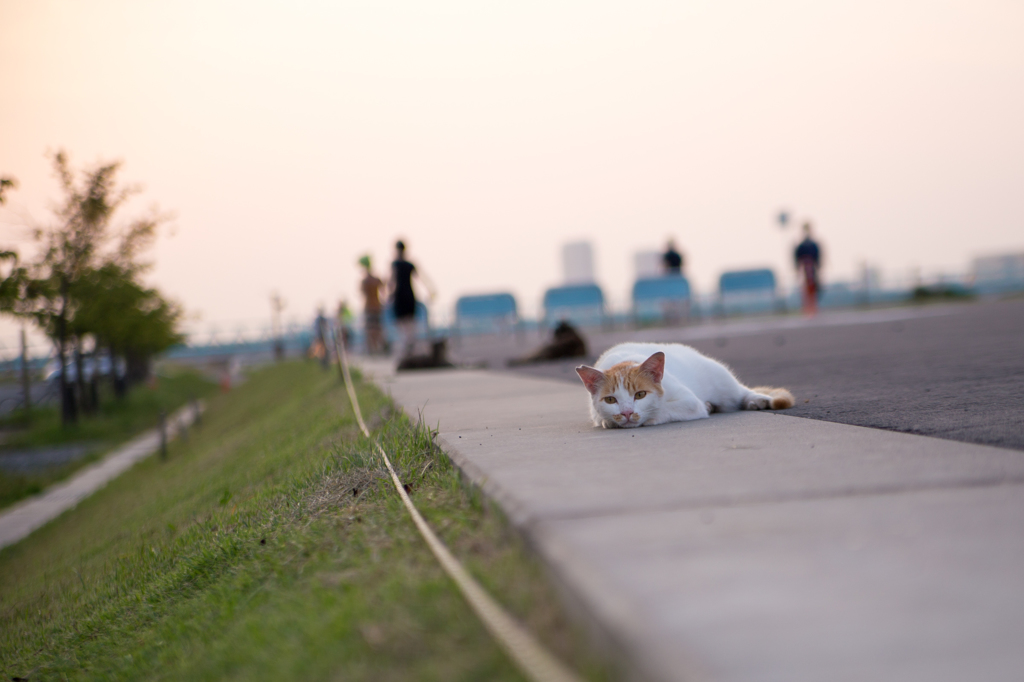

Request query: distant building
[
  {"left": 859, "top": 262, "right": 882, "bottom": 292},
  {"left": 634, "top": 250, "right": 662, "bottom": 279},
  {"left": 562, "top": 241, "right": 595, "bottom": 284},
  {"left": 973, "top": 253, "right": 1024, "bottom": 294}
]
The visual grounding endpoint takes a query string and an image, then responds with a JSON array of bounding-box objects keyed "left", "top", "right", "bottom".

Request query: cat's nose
[{"left": 620, "top": 409, "right": 634, "bottom": 420}]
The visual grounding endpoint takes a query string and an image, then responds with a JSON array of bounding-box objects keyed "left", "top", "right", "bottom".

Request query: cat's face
[{"left": 576, "top": 352, "right": 665, "bottom": 428}]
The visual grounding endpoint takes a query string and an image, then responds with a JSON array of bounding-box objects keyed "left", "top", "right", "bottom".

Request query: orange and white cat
[{"left": 576, "top": 342, "right": 794, "bottom": 428}]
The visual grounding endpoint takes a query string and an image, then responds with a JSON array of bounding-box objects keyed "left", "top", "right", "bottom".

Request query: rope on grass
[{"left": 333, "top": 334, "right": 582, "bottom": 682}]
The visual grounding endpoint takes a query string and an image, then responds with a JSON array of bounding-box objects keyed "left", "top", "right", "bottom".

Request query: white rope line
[{"left": 333, "top": 335, "right": 582, "bottom": 682}]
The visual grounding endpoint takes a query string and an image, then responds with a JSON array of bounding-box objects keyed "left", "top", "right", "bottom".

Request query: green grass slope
[
  {"left": 0, "top": 361, "right": 605, "bottom": 681},
  {"left": 0, "top": 370, "right": 217, "bottom": 509}
]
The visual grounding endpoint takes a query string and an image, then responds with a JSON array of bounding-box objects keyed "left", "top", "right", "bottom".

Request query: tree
[
  {"left": 0, "top": 179, "right": 46, "bottom": 343},
  {"left": 0, "top": 176, "right": 17, "bottom": 205},
  {"left": 0, "top": 178, "right": 27, "bottom": 308},
  {"left": 69, "top": 263, "right": 184, "bottom": 388},
  {"left": 1, "top": 151, "right": 178, "bottom": 425}
]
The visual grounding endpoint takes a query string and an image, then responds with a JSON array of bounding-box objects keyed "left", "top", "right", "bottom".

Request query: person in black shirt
[
  {"left": 662, "top": 239, "right": 684, "bottom": 275},
  {"left": 389, "top": 240, "right": 435, "bottom": 357},
  {"left": 794, "top": 222, "right": 822, "bottom": 316}
]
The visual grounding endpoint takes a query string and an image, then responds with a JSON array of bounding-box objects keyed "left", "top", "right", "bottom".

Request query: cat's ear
[
  {"left": 575, "top": 365, "right": 605, "bottom": 395},
  {"left": 639, "top": 352, "right": 665, "bottom": 383}
]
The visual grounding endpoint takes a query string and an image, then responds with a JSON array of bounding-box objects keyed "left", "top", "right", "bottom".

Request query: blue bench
[
  {"left": 632, "top": 275, "right": 691, "bottom": 325},
  {"left": 453, "top": 292, "right": 519, "bottom": 337},
  {"left": 718, "top": 268, "right": 780, "bottom": 315},
  {"left": 543, "top": 283, "right": 606, "bottom": 328}
]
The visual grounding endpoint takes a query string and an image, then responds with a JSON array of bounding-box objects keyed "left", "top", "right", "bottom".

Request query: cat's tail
[{"left": 751, "top": 386, "right": 795, "bottom": 410}]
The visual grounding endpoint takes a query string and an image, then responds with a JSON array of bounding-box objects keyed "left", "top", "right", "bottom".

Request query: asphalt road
[{"left": 483, "top": 299, "right": 1024, "bottom": 451}]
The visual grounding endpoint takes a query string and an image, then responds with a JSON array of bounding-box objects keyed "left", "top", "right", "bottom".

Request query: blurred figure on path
[
  {"left": 313, "top": 307, "right": 330, "bottom": 369},
  {"left": 358, "top": 255, "right": 385, "bottom": 354},
  {"left": 389, "top": 240, "right": 435, "bottom": 358},
  {"left": 795, "top": 222, "right": 823, "bottom": 316},
  {"left": 662, "top": 239, "right": 684, "bottom": 275},
  {"left": 336, "top": 299, "right": 354, "bottom": 351},
  {"left": 270, "top": 292, "right": 286, "bottom": 361}
]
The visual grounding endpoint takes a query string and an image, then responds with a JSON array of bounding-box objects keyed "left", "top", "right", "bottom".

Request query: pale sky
[{"left": 2, "top": 0, "right": 1023, "bottom": 348}]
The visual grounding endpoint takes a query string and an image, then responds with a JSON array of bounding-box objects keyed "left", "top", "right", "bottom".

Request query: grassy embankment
[
  {"left": 0, "top": 361, "right": 607, "bottom": 681},
  {"left": 0, "top": 369, "right": 216, "bottom": 509}
]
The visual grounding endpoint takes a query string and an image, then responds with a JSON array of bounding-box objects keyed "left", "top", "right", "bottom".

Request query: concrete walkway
[
  {"left": 367, "top": 362, "right": 1024, "bottom": 682},
  {"left": 0, "top": 403, "right": 201, "bottom": 550}
]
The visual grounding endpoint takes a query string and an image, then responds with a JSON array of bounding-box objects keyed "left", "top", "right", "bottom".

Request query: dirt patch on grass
[{"left": 304, "top": 467, "right": 387, "bottom": 517}]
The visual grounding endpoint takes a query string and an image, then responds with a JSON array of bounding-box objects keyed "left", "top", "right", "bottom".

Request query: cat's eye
[
  {"left": 603, "top": 396, "right": 617, "bottom": 404},
  {"left": 635, "top": 391, "right": 647, "bottom": 400}
]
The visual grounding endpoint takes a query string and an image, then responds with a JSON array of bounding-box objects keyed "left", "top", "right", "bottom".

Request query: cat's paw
[
  {"left": 742, "top": 394, "right": 771, "bottom": 410},
  {"left": 705, "top": 401, "right": 715, "bottom": 414}
]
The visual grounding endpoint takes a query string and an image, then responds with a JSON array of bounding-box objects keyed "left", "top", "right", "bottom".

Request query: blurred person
[
  {"left": 313, "top": 306, "right": 330, "bottom": 369},
  {"left": 358, "top": 255, "right": 385, "bottom": 354},
  {"left": 795, "top": 222, "right": 823, "bottom": 316},
  {"left": 336, "top": 299, "right": 354, "bottom": 351},
  {"left": 389, "top": 240, "right": 435, "bottom": 358},
  {"left": 662, "top": 239, "right": 684, "bottom": 275}
]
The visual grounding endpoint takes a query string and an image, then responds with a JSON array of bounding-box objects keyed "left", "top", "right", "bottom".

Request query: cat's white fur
[{"left": 578, "top": 342, "right": 793, "bottom": 429}]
